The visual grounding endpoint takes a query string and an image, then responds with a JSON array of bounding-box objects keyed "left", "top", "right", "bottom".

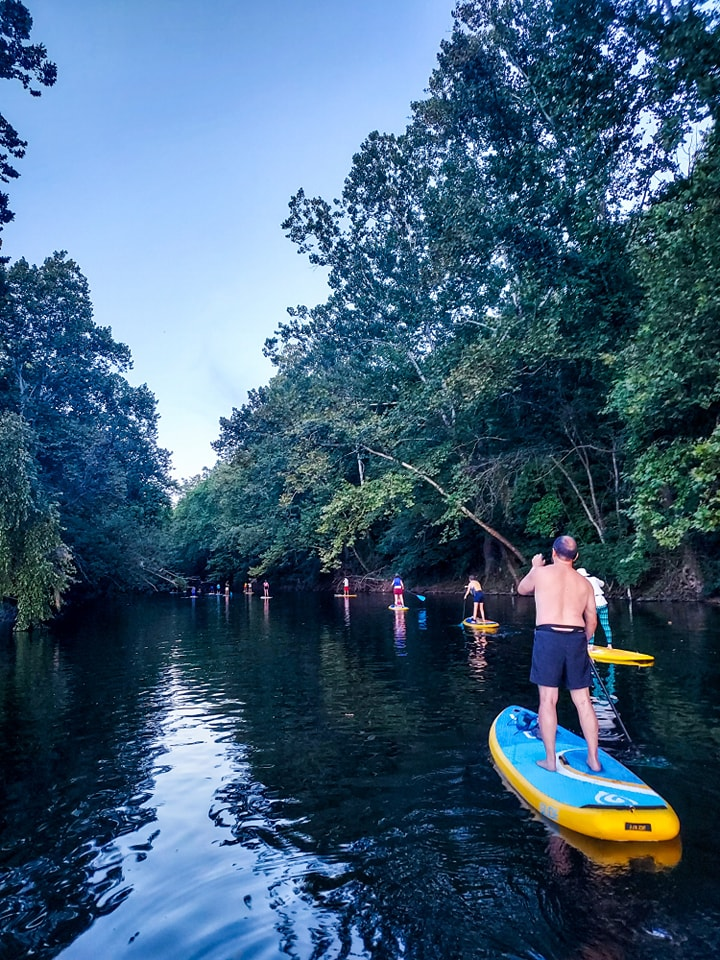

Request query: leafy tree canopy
[
  {"left": 0, "top": 410, "right": 72, "bottom": 629},
  {"left": 0, "top": 253, "right": 172, "bottom": 622},
  {"left": 0, "top": 1, "right": 56, "bottom": 238},
  {"left": 171, "top": 0, "right": 720, "bottom": 598}
]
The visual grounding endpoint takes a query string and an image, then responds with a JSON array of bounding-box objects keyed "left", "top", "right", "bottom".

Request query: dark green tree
[
  {"left": 176, "top": 0, "right": 720, "bottom": 595},
  {"left": 0, "top": 0, "right": 56, "bottom": 242},
  {"left": 272, "top": 0, "right": 676, "bottom": 574},
  {"left": 0, "top": 410, "right": 72, "bottom": 628},
  {"left": 209, "top": 375, "right": 352, "bottom": 584},
  {"left": 0, "top": 253, "right": 172, "bottom": 601},
  {"left": 611, "top": 132, "right": 720, "bottom": 559}
]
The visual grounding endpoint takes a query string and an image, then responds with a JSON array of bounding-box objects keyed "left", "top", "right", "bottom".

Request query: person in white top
[{"left": 577, "top": 568, "right": 613, "bottom": 647}]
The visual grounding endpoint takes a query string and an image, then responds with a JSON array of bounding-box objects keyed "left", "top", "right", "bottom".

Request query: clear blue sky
[{"left": 3, "top": 0, "right": 455, "bottom": 480}]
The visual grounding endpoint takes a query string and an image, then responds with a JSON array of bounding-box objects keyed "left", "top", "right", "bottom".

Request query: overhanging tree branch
[{"left": 361, "top": 445, "right": 526, "bottom": 563}]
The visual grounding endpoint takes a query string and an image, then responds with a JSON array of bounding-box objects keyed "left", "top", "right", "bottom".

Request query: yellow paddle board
[{"left": 589, "top": 645, "right": 654, "bottom": 666}]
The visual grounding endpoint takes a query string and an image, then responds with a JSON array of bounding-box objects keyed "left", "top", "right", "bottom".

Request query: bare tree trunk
[
  {"left": 503, "top": 547, "right": 521, "bottom": 589},
  {"left": 356, "top": 445, "right": 366, "bottom": 487},
  {"left": 550, "top": 455, "right": 606, "bottom": 543},
  {"left": 611, "top": 441, "right": 622, "bottom": 522},
  {"left": 482, "top": 536, "right": 494, "bottom": 579},
  {"left": 351, "top": 544, "right": 371, "bottom": 573}
]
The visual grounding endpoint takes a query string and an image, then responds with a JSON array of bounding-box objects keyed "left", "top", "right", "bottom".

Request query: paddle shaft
[{"left": 589, "top": 658, "right": 634, "bottom": 745}]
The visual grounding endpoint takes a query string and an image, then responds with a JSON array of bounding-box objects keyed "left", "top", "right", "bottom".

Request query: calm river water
[{"left": 0, "top": 592, "right": 719, "bottom": 960}]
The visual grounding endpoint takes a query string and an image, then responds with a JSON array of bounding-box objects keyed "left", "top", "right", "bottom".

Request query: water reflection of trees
[
  {"left": 1, "top": 596, "right": 719, "bottom": 959},
  {"left": 0, "top": 605, "right": 170, "bottom": 958},
  {"left": 207, "top": 597, "right": 718, "bottom": 958}
]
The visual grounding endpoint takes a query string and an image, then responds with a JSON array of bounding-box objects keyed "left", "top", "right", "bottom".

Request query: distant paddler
[
  {"left": 391, "top": 574, "right": 405, "bottom": 609},
  {"left": 463, "top": 574, "right": 486, "bottom": 623},
  {"left": 577, "top": 568, "right": 613, "bottom": 647}
]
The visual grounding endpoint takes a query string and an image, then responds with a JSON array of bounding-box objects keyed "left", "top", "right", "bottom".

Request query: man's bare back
[{"left": 518, "top": 555, "right": 597, "bottom": 640}]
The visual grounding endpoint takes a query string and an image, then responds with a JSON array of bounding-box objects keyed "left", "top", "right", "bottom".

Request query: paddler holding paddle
[
  {"left": 517, "top": 535, "right": 601, "bottom": 773},
  {"left": 577, "top": 568, "right": 613, "bottom": 647},
  {"left": 391, "top": 574, "right": 405, "bottom": 608},
  {"left": 463, "top": 574, "right": 486, "bottom": 623}
]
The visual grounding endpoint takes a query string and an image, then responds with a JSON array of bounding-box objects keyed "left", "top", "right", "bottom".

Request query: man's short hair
[{"left": 552, "top": 535, "right": 578, "bottom": 561}]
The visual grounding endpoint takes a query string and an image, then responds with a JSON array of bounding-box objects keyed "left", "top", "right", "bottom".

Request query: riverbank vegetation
[
  {"left": 0, "top": 254, "right": 173, "bottom": 628},
  {"left": 2, "top": 0, "right": 720, "bottom": 628},
  {"left": 0, "top": 5, "right": 173, "bottom": 629},
  {"left": 169, "top": 0, "right": 720, "bottom": 600}
]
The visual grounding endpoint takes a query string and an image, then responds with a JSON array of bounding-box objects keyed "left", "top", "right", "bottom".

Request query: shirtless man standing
[
  {"left": 463, "top": 574, "right": 485, "bottom": 622},
  {"left": 517, "top": 535, "right": 600, "bottom": 772}
]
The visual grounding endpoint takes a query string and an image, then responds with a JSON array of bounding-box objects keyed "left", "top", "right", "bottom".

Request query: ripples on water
[{"left": 0, "top": 593, "right": 718, "bottom": 959}]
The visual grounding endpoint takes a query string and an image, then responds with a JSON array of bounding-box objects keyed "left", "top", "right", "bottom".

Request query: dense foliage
[
  {"left": 0, "top": 410, "right": 72, "bottom": 627},
  {"left": 169, "top": 0, "right": 720, "bottom": 592},
  {"left": 0, "top": 0, "right": 56, "bottom": 245},
  {"left": 170, "top": 0, "right": 720, "bottom": 598},
  {"left": 0, "top": 254, "right": 173, "bottom": 627},
  {"left": 0, "top": 5, "right": 174, "bottom": 627}
]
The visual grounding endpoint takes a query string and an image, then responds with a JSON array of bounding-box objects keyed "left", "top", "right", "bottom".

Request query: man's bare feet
[
  {"left": 536, "top": 759, "right": 556, "bottom": 772},
  {"left": 587, "top": 757, "right": 602, "bottom": 772}
]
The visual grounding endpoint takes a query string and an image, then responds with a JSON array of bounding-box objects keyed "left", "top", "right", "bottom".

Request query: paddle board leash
[{"left": 589, "top": 658, "right": 635, "bottom": 746}]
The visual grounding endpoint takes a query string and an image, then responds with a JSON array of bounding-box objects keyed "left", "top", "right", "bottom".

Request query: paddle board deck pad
[
  {"left": 462, "top": 618, "right": 499, "bottom": 630},
  {"left": 489, "top": 706, "right": 680, "bottom": 842},
  {"left": 589, "top": 646, "right": 654, "bottom": 666},
  {"left": 389, "top": 605, "right": 409, "bottom": 611}
]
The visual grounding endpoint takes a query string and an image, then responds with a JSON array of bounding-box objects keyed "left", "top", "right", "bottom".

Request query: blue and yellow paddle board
[
  {"left": 389, "top": 604, "right": 409, "bottom": 611},
  {"left": 489, "top": 706, "right": 679, "bottom": 842},
  {"left": 589, "top": 645, "right": 654, "bottom": 666}
]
